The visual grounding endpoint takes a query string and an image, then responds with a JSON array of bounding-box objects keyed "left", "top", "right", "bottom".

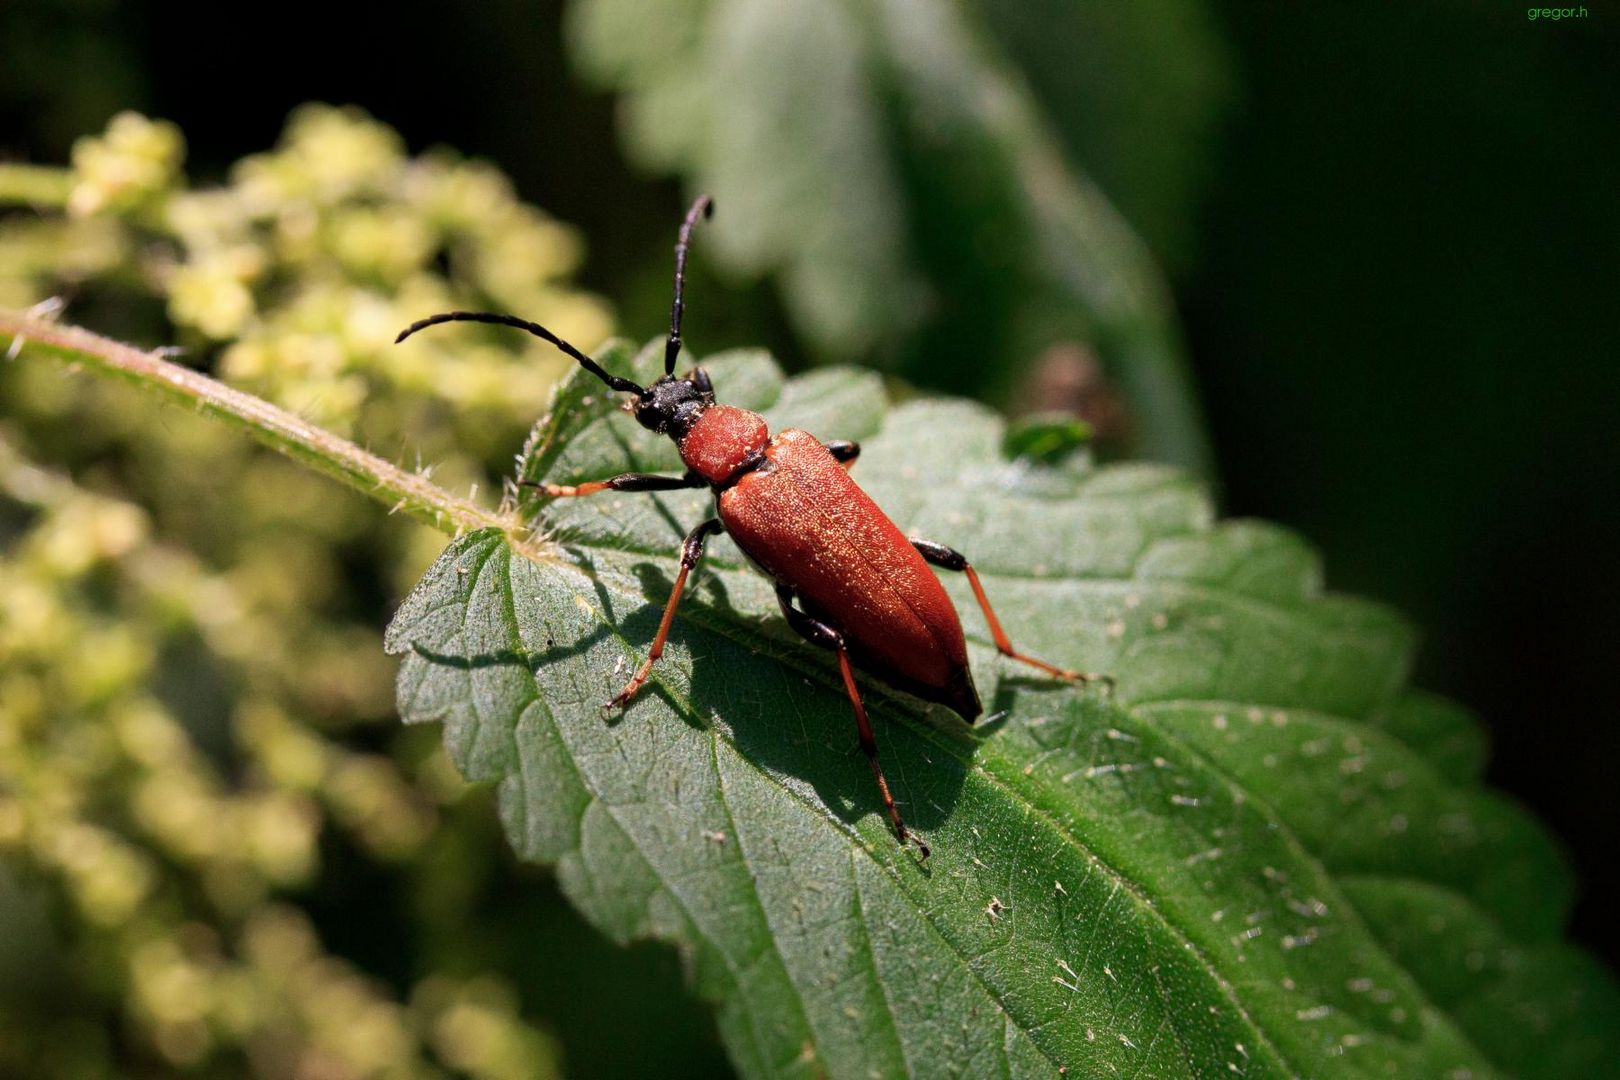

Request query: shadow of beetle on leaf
[
  {"left": 593, "top": 546, "right": 1049, "bottom": 849},
  {"left": 398, "top": 526, "right": 1091, "bottom": 863}
]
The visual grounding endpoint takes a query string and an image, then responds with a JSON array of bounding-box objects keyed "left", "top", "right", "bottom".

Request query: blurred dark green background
[{"left": 5, "top": 1, "right": 1616, "bottom": 1075}]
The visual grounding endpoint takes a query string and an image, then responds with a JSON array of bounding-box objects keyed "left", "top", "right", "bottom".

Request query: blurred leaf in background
[
  {"left": 567, "top": 0, "right": 1221, "bottom": 474},
  {"left": 971, "top": 0, "right": 1234, "bottom": 273}
]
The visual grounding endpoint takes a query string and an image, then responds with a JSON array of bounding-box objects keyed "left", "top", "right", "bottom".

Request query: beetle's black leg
[
  {"left": 911, "top": 538, "right": 1113, "bottom": 691},
  {"left": 607, "top": 517, "right": 723, "bottom": 709},
  {"left": 522, "top": 470, "right": 707, "bottom": 498},
  {"left": 690, "top": 367, "right": 713, "bottom": 395},
  {"left": 823, "top": 441, "right": 860, "bottom": 469},
  {"left": 774, "top": 585, "right": 929, "bottom": 860},
  {"left": 774, "top": 584, "right": 843, "bottom": 648}
]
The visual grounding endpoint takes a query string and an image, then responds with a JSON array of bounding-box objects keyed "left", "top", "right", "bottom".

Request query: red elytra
[
  {"left": 719, "top": 428, "right": 980, "bottom": 720},
  {"left": 395, "top": 198, "right": 1110, "bottom": 859}
]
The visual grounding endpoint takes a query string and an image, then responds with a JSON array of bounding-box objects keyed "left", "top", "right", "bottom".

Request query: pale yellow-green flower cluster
[
  {"left": 6, "top": 103, "right": 611, "bottom": 471},
  {"left": 0, "top": 436, "right": 559, "bottom": 1078},
  {"left": 0, "top": 107, "right": 595, "bottom": 1077},
  {"left": 68, "top": 111, "right": 185, "bottom": 218}
]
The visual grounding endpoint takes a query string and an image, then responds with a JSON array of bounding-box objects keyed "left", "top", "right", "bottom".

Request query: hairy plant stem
[
  {"left": 0, "top": 165, "right": 73, "bottom": 207},
  {"left": 0, "top": 310, "right": 508, "bottom": 537}
]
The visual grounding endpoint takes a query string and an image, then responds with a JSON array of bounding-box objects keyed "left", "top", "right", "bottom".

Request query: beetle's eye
[{"left": 634, "top": 400, "right": 665, "bottom": 431}]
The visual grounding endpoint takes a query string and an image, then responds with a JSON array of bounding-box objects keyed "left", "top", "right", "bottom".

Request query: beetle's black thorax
[{"left": 633, "top": 376, "right": 714, "bottom": 439}]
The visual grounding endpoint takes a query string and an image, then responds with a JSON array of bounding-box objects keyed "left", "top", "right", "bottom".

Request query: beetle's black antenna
[
  {"left": 395, "top": 311, "right": 643, "bottom": 395},
  {"left": 665, "top": 195, "right": 714, "bottom": 376}
]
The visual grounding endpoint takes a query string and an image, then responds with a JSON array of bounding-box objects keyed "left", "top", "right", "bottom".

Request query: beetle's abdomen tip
[{"left": 945, "top": 665, "right": 982, "bottom": 723}]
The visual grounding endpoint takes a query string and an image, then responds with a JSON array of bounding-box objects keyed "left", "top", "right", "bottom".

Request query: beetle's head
[
  {"left": 392, "top": 196, "right": 721, "bottom": 445},
  {"left": 631, "top": 370, "right": 715, "bottom": 438}
]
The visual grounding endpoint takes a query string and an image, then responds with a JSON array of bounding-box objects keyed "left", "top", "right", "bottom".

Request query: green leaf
[
  {"left": 564, "top": 0, "right": 1212, "bottom": 475},
  {"left": 971, "top": 0, "right": 1235, "bottom": 272},
  {"left": 386, "top": 345, "right": 1619, "bottom": 1079}
]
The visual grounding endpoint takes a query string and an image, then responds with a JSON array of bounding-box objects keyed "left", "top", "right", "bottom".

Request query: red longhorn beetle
[{"left": 397, "top": 197, "right": 1110, "bottom": 859}]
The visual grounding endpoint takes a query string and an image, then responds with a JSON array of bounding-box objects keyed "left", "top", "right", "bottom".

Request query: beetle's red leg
[
  {"left": 837, "top": 648, "right": 930, "bottom": 859},
  {"left": 911, "top": 539, "right": 1113, "bottom": 692},
  {"left": 522, "top": 471, "right": 706, "bottom": 498},
  {"left": 606, "top": 518, "right": 723, "bottom": 709},
  {"left": 774, "top": 586, "right": 929, "bottom": 859},
  {"left": 823, "top": 440, "right": 860, "bottom": 471}
]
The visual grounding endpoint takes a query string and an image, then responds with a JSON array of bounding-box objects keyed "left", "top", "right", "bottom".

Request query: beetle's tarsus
[
  {"left": 606, "top": 672, "right": 648, "bottom": 711},
  {"left": 1061, "top": 669, "right": 1115, "bottom": 693},
  {"left": 1078, "top": 671, "right": 1117, "bottom": 695},
  {"left": 531, "top": 481, "right": 596, "bottom": 498}
]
